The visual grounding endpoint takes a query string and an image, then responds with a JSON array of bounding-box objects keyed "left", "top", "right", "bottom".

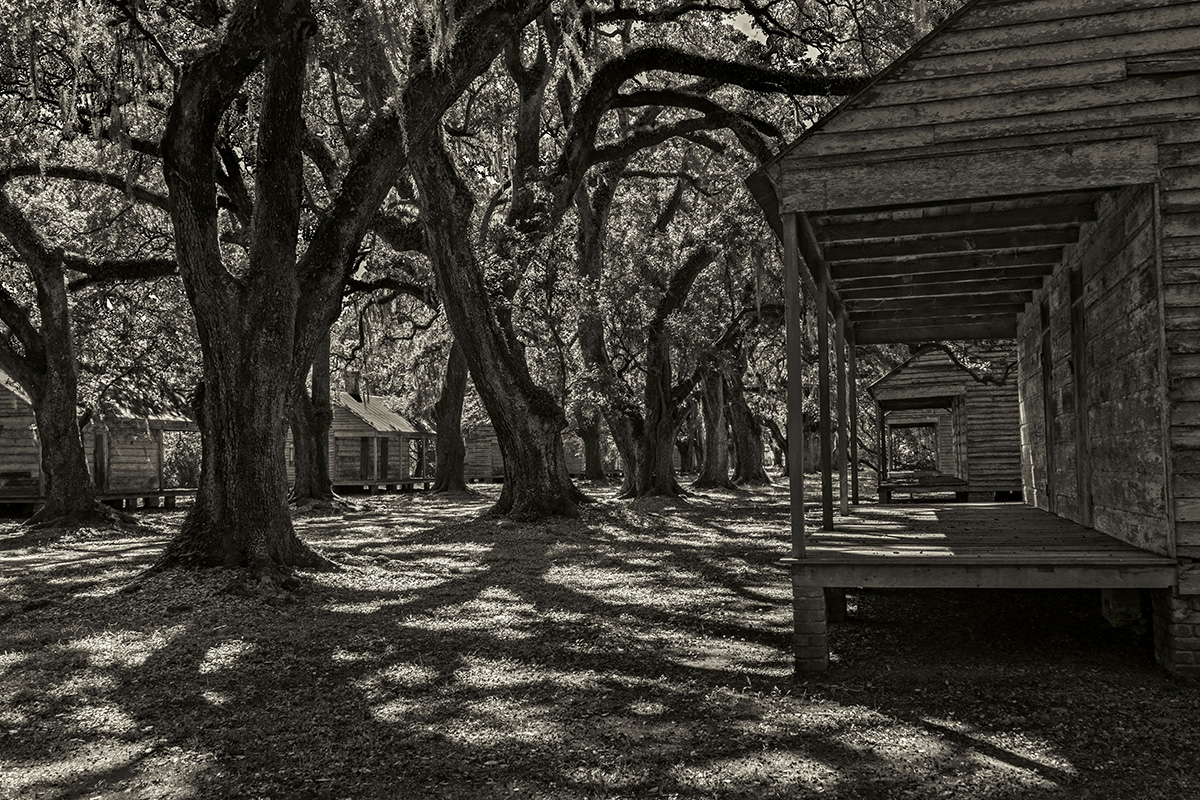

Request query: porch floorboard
[{"left": 782, "top": 503, "right": 1177, "bottom": 589}]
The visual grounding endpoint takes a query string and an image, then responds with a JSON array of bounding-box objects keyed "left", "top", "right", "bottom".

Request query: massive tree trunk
[
  {"left": 290, "top": 332, "right": 334, "bottom": 503},
  {"left": 432, "top": 340, "right": 469, "bottom": 493},
  {"left": 0, "top": 190, "right": 111, "bottom": 528},
  {"left": 727, "top": 372, "right": 771, "bottom": 486},
  {"left": 576, "top": 409, "right": 606, "bottom": 480},
  {"left": 410, "top": 131, "right": 583, "bottom": 519},
  {"left": 692, "top": 370, "right": 735, "bottom": 490},
  {"left": 26, "top": 266, "right": 104, "bottom": 525},
  {"left": 158, "top": 23, "right": 326, "bottom": 572}
]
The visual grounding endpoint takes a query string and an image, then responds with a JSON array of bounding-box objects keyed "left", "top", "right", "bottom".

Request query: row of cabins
[
  {"left": 749, "top": 0, "right": 1200, "bottom": 676},
  {"left": 0, "top": 369, "right": 195, "bottom": 508},
  {"left": 869, "top": 346, "right": 1023, "bottom": 502}
]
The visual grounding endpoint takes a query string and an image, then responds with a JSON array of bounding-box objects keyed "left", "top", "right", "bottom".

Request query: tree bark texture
[
  {"left": 0, "top": 183, "right": 104, "bottom": 525},
  {"left": 410, "top": 131, "right": 582, "bottom": 519},
  {"left": 634, "top": 247, "right": 714, "bottom": 496},
  {"left": 692, "top": 370, "right": 735, "bottom": 489},
  {"left": 727, "top": 372, "right": 770, "bottom": 485},
  {"left": 576, "top": 409, "right": 606, "bottom": 480},
  {"left": 432, "top": 340, "right": 469, "bottom": 493},
  {"left": 159, "top": 24, "right": 324, "bottom": 571},
  {"left": 290, "top": 332, "right": 334, "bottom": 502},
  {"left": 27, "top": 266, "right": 101, "bottom": 523}
]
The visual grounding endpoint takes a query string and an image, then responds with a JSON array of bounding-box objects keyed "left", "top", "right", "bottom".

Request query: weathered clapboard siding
[
  {"left": 100, "top": 419, "right": 160, "bottom": 492},
  {"left": 768, "top": 0, "right": 1200, "bottom": 211},
  {"left": 1161, "top": 84, "right": 1200, "bottom": 557},
  {"left": 1019, "top": 185, "right": 1171, "bottom": 553},
  {"left": 464, "top": 423, "right": 503, "bottom": 482},
  {"left": 0, "top": 381, "right": 41, "bottom": 495},
  {"left": 284, "top": 393, "right": 435, "bottom": 486}
]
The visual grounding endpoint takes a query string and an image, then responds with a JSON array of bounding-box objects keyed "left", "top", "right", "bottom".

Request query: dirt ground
[{"left": 1, "top": 480, "right": 1197, "bottom": 799}]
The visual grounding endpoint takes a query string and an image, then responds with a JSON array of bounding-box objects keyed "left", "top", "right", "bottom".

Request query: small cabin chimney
[
  {"left": 913, "top": 0, "right": 931, "bottom": 37},
  {"left": 344, "top": 369, "right": 362, "bottom": 402}
]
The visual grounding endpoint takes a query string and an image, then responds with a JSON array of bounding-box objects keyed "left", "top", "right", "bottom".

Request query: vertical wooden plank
[
  {"left": 848, "top": 327, "right": 860, "bottom": 505},
  {"left": 1153, "top": 184, "right": 1176, "bottom": 559},
  {"left": 360, "top": 436, "right": 370, "bottom": 481},
  {"left": 1039, "top": 298, "right": 1057, "bottom": 514},
  {"left": 782, "top": 213, "right": 806, "bottom": 559},
  {"left": 155, "top": 427, "right": 164, "bottom": 492},
  {"left": 835, "top": 315, "right": 849, "bottom": 516},
  {"left": 380, "top": 436, "right": 390, "bottom": 480},
  {"left": 1069, "top": 267, "right": 1093, "bottom": 527},
  {"left": 817, "top": 256, "right": 834, "bottom": 531}
]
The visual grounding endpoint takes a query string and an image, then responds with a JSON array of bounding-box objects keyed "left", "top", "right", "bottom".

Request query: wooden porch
[{"left": 783, "top": 503, "right": 1177, "bottom": 590}]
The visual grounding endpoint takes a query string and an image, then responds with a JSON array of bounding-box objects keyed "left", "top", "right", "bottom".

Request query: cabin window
[{"left": 889, "top": 424, "right": 938, "bottom": 473}]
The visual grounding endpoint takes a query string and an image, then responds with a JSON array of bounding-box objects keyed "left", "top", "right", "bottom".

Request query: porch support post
[
  {"left": 816, "top": 253, "right": 834, "bottom": 530},
  {"left": 785, "top": 213, "right": 828, "bottom": 675},
  {"left": 835, "top": 315, "right": 849, "bottom": 516},
  {"left": 878, "top": 402, "right": 889, "bottom": 503},
  {"left": 848, "top": 326, "right": 860, "bottom": 505},
  {"left": 782, "top": 213, "right": 806, "bottom": 559}
]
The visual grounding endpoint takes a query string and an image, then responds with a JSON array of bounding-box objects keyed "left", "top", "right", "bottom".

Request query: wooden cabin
[
  {"left": 463, "top": 422, "right": 503, "bottom": 482},
  {"left": 748, "top": 0, "right": 1200, "bottom": 675},
  {"left": 869, "top": 346, "right": 1022, "bottom": 501},
  {"left": 0, "top": 368, "right": 197, "bottom": 508},
  {"left": 287, "top": 392, "right": 436, "bottom": 491}
]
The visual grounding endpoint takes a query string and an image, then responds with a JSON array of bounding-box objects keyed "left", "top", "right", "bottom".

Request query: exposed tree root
[{"left": 290, "top": 495, "right": 360, "bottom": 516}]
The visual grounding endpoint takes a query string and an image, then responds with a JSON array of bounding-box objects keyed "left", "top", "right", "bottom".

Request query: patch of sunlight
[
  {"left": 73, "top": 569, "right": 143, "bottom": 597},
  {"left": 543, "top": 563, "right": 713, "bottom": 610},
  {"left": 402, "top": 587, "right": 544, "bottom": 640},
  {"left": 919, "top": 717, "right": 1078, "bottom": 778},
  {"left": 0, "top": 651, "right": 27, "bottom": 676},
  {"left": 68, "top": 625, "right": 187, "bottom": 669},
  {"left": 0, "top": 740, "right": 198, "bottom": 798},
  {"left": 452, "top": 655, "right": 606, "bottom": 691},
  {"left": 439, "top": 697, "right": 563, "bottom": 747},
  {"left": 49, "top": 672, "right": 117, "bottom": 700},
  {"left": 331, "top": 647, "right": 373, "bottom": 662},
  {"left": 197, "top": 639, "right": 255, "bottom": 675},
  {"left": 672, "top": 752, "right": 840, "bottom": 794},
  {"left": 324, "top": 599, "right": 406, "bottom": 614},
  {"left": 65, "top": 702, "right": 138, "bottom": 735},
  {"left": 201, "top": 690, "right": 231, "bottom": 706},
  {"left": 370, "top": 697, "right": 426, "bottom": 723},
  {"left": 357, "top": 661, "right": 440, "bottom": 714},
  {"left": 629, "top": 700, "right": 667, "bottom": 716}
]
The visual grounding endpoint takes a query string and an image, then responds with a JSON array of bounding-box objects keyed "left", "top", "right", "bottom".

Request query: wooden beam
[
  {"left": 831, "top": 249, "right": 1064, "bottom": 280},
  {"left": 848, "top": 305, "right": 1026, "bottom": 325},
  {"left": 836, "top": 264, "right": 1053, "bottom": 291},
  {"left": 775, "top": 137, "right": 1159, "bottom": 213},
  {"left": 836, "top": 316, "right": 849, "bottom": 517},
  {"left": 839, "top": 278, "right": 1043, "bottom": 301},
  {"left": 846, "top": 291, "right": 1034, "bottom": 312},
  {"left": 855, "top": 320, "right": 1017, "bottom": 344},
  {"left": 815, "top": 203, "right": 1098, "bottom": 241},
  {"left": 782, "top": 213, "right": 806, "bottom": 559},
  {"left": 816, "top": 244, "right": 835, "bottom": 531},
  {"left": 824, "top": 228, "right": 1079, "bottom": 262},
  {"left": 848, "top": 327, "right": 859, "bottom": 506}
]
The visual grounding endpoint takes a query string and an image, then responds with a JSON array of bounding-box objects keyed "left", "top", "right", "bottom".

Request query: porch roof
[{"left": 747, "top": 0, "right": 1200, "bottom": 344}]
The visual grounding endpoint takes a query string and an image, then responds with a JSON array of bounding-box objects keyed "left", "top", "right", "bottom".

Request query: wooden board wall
[
  {"left": 769, "top": 0, "right": 1200, "bottom": 213},
  {"left": 0, "top": 383, "right": 40, "bottom": 496},
  {"left": 464, "top": 424, "right": 503, "bottom": 482},
  {"left": 100, "top": 419, "right": 161, "bottom": 492},
  {"left": 1161, "top": 103, "right": 1200, "bottom": 558},
  {"left": 1019, "top": 185, "right": 1171, "bottom": 554}
]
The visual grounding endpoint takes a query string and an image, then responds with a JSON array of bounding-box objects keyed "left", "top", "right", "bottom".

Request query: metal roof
[{"left": 339, "top": 392, "right": 434, "bottom": 435}]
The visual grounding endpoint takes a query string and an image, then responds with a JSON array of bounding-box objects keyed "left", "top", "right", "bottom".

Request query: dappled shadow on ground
[{"left": 2, "top": 480, "right": 1198, "bottom": 799}]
